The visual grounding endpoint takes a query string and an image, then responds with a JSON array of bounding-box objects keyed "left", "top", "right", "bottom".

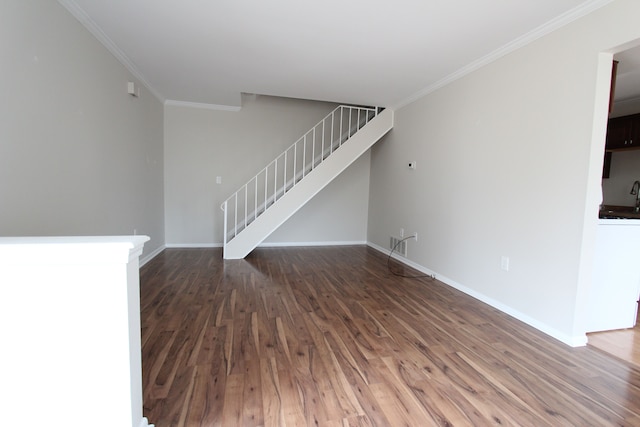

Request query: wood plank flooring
[
  {"left": 588, "top": 327, "right": 640, "bottom": 369},
  {"left": 588, "top": 305, "right": 640, "bottom": 369},
  {"left": 140, "top": 246, "right": 640, "bottom": 426}
]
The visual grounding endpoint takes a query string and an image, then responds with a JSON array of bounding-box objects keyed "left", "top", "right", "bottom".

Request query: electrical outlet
[
  {"left": 413, "top": 232, "right": 418, "bottom": 241},
  {"left": 501, "top": 256, "right": 510, "bottom": 271},
  {"left": 400, "top": 228, "right": 404, "bottom": 238},
  {"left": 408, "top": 161, "right": 416, "bottom": 169}
]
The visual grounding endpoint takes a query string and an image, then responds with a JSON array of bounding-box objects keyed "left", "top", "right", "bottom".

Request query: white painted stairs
[{"left": 222, "top": 107, "right": 393, "bottom": 259}]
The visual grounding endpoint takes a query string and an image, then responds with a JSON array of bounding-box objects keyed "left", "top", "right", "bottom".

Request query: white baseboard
[
  {"left": 260, "top": 240, "right": 367, "bottom": 248},
  {"left": 140, "top": 417, "right": 154, "bottom": 427},
  {"left": 164, "top": 241, "right": 366, "bottom": 249},
  {"left": 165, "top": 243, "right": 223, "bottom": 248},
  {"left": 366, "top": 241, "right": 588, "bottom": 348},
  {"left": 140, "top": 244, "right": 165, "bottom": 267}
]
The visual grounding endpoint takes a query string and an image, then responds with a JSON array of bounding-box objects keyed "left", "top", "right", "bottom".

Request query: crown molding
[
  {"left": 394, "top": 0, "right": 614, "bottom": 110},
  {"left": 59, "top": 0, "right": 244, "bottom": 111},
  {"left": 57, "top": 0, "right": 165, "bottom": 103}
]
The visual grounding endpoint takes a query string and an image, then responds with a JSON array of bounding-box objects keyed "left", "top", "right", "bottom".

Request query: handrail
[{"left": 221, "top": 105, "right": 378, "bottom": 248}]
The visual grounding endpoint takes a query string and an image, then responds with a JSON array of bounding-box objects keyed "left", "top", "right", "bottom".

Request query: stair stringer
[{"left": 223, "top": 108, "right": 393, "bottom": 259}]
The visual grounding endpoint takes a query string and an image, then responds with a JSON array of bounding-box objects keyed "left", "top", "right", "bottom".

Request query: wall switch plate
[
  {"left": 127, "top": 81, "right": 139, "bottom": 97},
  {"left": 216, "top": 176, "right": 222, "bottom": 184}
]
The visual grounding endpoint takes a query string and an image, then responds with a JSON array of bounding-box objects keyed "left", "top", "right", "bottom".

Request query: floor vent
[{"left": 390, "top": 236, "right": 407, "bottom": 257}]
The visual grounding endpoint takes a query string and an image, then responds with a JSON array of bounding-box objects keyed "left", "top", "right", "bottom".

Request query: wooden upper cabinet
[
  {"left": 631, "top": 115, "right": 640, "bottom": 148},
  {"left": 606, "top": 113, "right": 640, "bottom": 151},
  {"left": 606, "top": 116, "right": 632, "bottom": 150}
]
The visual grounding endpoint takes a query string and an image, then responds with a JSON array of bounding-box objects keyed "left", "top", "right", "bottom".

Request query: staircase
[{"left": 221, "top": 105, "right": 394, "bottom": 259}]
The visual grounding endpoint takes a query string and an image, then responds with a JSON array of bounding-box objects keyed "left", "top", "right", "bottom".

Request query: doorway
[{"left": 586, "top": 42, "right": 640, "bottom": 363}]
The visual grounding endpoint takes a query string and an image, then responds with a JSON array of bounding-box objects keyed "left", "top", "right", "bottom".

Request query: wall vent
[{"left": 390, "top": 236, "right": 407, "bottom": 257}]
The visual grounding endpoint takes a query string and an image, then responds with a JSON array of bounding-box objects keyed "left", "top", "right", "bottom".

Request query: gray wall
[
  {"left": 164, "top": 95, "right": 371, "bottom": 245},
  {"left": 603, "top": 150, "right": 640, "bottom": 206},
  {"left": 368, "top": 0, "right": 640, "bottom": 345},
  {"left": 0, "top": 1, "right": 165, "bottom": 261}
]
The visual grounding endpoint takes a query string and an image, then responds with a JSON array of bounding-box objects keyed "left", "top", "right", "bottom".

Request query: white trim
[
  {"left": 140, "top": 417, "right": 155, "bottom": 427},
  {"left": 165, "top": 241, "right": 366, "bottom": 249},
  {"left": 139, "top": 244, "right": 165, "bottom": 267},
  {"left": 58, "top": 0, "right": 243, "bottom": 111},
  {"left": 165, "top": 243, "right": 223, "bottom": 248},
  {"left": 259, "top": 240, "right": 366, "bottom": 248},
  {"left": 165, "top": 99, "right": 242, "bottom": 112},
  {"left": 393, "top": 0, "right": 613, "bottom": 110},
  {"left": 56, "top": 0, "right": 164, "bottom": 103},
  {"left": 367, "top": 241, "right": 588, "bottom": 348}
]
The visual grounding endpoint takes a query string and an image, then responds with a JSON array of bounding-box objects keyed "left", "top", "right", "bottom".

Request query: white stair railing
[{"left": 221, "top": 105, "right": 379, "bottom": 248}]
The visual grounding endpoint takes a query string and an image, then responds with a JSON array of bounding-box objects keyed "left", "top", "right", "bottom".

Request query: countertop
[{"left": 599, "top": 205, "right": 640, "bottom": 219}]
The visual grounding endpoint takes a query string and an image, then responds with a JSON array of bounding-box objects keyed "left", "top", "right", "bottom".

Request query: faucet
[{"left": 631, "top": 180, "right": 640, "bottom": 213}]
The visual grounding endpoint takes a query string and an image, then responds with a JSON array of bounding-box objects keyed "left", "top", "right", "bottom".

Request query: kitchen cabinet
[
  {"left": 603, "top": 114, "right": 640, "bottom": 177},
  {"left": 605, "top": 113, "right": 640, "bottom": 150},
  {"left": 586, "top": 220, "right": 640, "bottom": 332}
]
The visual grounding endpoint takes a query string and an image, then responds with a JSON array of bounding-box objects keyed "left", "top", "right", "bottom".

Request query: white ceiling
[{"left": 59, "top": 0, "right": 611, "bottom": 109}]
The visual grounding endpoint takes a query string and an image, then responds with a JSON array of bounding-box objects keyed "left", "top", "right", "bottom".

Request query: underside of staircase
[{"left": 222, "top": 106, "right": 393, "bottom": 259}]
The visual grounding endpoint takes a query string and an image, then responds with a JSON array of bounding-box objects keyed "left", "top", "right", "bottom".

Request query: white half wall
[
  {"left": 0, "top": 236, "right": 150, "bottom": 427},
  {"left": 0, "top": 0, "right": 165, "bottom": 259},
  {"left": 367, "top": 0, "right": 640, "bottom": 346},
  {"left": 165, "top": 95, "right": 371, "bottom": 245}
]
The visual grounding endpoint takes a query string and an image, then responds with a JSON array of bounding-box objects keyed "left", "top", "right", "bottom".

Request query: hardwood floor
[
  {"left": 140, "top": 246, "right": 640, "bottom": 426},
  {"left": 588, "top": 305, "right": 640, "bottom": 369}
]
